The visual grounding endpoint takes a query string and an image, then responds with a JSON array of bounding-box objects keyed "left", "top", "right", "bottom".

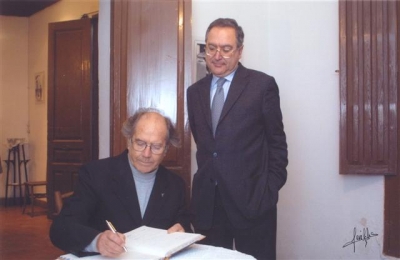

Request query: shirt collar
[{"left": 211, "top": 68, "right": 237, "bottom": 86}]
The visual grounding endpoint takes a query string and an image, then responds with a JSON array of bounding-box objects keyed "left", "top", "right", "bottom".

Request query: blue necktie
[{"left": 211, "top": 78, "right": 227, "bottom": 136}]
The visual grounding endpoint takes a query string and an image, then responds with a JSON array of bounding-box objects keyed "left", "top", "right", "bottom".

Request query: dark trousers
[{"left": 196, "top": 187, "right": 277, "bottom": 260}]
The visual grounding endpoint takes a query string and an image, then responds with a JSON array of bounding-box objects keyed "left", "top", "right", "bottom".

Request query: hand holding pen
[{"left": 106, "top": 220, "right": 128, "bottom": 252}]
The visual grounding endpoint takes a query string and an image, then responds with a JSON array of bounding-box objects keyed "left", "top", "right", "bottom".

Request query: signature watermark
[{"left": 343, "top": 227, "right": 378, "bottom": 252}]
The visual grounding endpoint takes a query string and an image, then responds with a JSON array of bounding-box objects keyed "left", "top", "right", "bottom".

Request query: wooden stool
[
  {"left": 22, "top": 181, "right": 47, "bottom": 217},
  {"left": 3, "top": 142, "right": 30, "bottom": 207}
]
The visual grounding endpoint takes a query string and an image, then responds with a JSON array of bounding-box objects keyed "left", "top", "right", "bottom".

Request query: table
[{"left": 58, "top": 244, "right": 255, "bottom": 259}]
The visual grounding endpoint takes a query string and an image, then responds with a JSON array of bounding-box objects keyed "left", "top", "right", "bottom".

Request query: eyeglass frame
[
  {"left": 205, "top": 44, "right": 242, "bottom": 59},
  {"left": 130, "top": 138, "right": 167, "bottom": 155}
]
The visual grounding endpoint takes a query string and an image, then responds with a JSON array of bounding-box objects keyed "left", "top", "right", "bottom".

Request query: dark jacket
[
  {"left": 50, "top": 150, "right": 190, "bottom": 253},
  {"left": 187, "top": 63, "right": 288, "bottom": 229}
]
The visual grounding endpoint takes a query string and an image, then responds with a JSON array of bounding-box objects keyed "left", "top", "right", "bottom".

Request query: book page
[{"left": 124, "top": 226, "right": 204, "bottom": 258}]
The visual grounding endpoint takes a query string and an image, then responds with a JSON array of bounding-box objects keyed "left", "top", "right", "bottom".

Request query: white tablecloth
[{"left": 58, "top": 244, "right": 255, "bottom": 259}]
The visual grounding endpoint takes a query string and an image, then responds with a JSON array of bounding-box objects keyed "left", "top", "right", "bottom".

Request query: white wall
[
  {"left": 0, "top": 0, "right": 99, "bottom": 197},
  {"left": 98, "top": 0, "right": 111, "bottom": 159},
  {"left": 190, "top": 0, "right": 393, "bottom": 259},
  {"left": 0, "top": 16, "right": 29, "bottom": 198},
  {"left": 27, "top": 0, "right": 98, "bottom": 187}
]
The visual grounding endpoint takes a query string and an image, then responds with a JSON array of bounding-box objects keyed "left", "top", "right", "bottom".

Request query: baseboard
[
  {"left": 0, "top": 197, "right": 23, "bottom": 207},
  {"left": 0, "top": 197, "right": 47, "bottom": 208}
]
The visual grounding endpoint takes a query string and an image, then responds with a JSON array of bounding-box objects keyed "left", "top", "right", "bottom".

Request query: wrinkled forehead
[
  {"left": 206, "top": 27, "right": 237, "bottom": 46},
  {"left": 134, "top": 113, "right": 168, "bottom": 140}
]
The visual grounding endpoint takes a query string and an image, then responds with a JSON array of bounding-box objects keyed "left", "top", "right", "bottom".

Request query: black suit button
[{"left": 213, "top": 152, "right": 217, "bottom": 157}]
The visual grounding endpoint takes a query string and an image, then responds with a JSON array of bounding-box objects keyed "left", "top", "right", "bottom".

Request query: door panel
[
  {"left": 47, "top": 18, "right": 98, "bottom": 217},
  {"left": 111, "top": 0, "right": 192, "bottom": 201},
  {"left": 126, "top": 0, "right": 180, "bottom": 166}
]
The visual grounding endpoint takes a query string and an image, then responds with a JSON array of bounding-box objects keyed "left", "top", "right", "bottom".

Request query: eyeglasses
[
  {"left": 131, "top": 139, "right": 166, "bottom": 155},
  {"left": 205, "top": 45, "right": 239, "bottom": 59}
]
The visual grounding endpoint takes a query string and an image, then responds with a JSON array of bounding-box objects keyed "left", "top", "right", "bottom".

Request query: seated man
[{"left": 50, "top": 108, "right": 190, "bottom": 258}]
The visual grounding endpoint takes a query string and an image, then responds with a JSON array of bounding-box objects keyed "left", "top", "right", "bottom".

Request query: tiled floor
[{"left": 0, "top": 205, "right": 64, "bottom": 260}]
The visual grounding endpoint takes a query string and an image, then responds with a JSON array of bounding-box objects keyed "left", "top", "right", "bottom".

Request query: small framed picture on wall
[
  {"left": 194, "top": 40, "right": 209, "bottom": 81},
  {"left": 34, "top": 71, "right": 45, "bottom": 103}
]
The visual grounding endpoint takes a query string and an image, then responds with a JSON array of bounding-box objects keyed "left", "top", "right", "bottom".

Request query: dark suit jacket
[
  {"left": 187, "top": 63, "right": 288, "bottom": 230},
  {"left": 50, "top": 150, "right": 190, "bottom": 253}
]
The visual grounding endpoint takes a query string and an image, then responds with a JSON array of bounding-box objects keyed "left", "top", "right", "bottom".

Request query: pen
[{"left": 106, "top": 220, "right": 128, "bottom": 252}]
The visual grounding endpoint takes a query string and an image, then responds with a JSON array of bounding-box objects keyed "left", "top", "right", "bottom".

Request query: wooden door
[
  {"left": 111, "top": 0, "right": 192, "bottom": 201},
  {"left": 47, "top": 17, "right": 99, "bottom": 217}
]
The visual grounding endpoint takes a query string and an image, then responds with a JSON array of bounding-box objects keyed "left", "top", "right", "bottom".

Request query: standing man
[
  {"left": 50, "top": 108, "right": 190, "bottom": 258},
  {"left": 187, "top": 18, "right": 288, "bottom": 259}
]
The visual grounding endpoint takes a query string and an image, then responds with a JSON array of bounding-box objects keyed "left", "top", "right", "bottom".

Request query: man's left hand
[{"left": 167, "top": 223, "right": 185, "bottom": 233}]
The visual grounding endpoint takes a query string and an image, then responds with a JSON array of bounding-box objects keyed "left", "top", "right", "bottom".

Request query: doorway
[{"left": 46, "top": 17, "right": 99, "bottom": 217}]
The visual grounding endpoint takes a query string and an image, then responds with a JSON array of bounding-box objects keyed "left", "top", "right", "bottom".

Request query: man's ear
[
  {"left": 127, "top": 138, "right": 133, "bottom": 151},
  {"left": 238, "top": 45, "right": 244, "bottom": 56}
]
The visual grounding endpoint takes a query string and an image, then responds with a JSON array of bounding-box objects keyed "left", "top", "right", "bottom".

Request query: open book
[
  {"left": 124, "top": 226, "right": 205, "bottom": 259},
  {"left": 58, "top": 226, "right": 204, "bottom": 260},
  {"left": 57, "top": 226, "right": 261, "bottom": 260}
]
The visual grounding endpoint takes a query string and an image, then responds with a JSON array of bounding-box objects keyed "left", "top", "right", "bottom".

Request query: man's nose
[
  {"left": 142, "top": 146, "right": 152, "bottom": 157},
  {"left": 214, "top": 49, "right": 223, "bottom": 59}
]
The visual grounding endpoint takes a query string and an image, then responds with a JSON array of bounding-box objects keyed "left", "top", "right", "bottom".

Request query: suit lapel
[
  {"left": 142, "top": 167, "right": 168, "bottom": 225},
  {"left": 195, "top": 65, "right": 249, "bottom": 133},
  {"left": 220, "top": 63, "right": 249, "bottom": 122},
  {"left": 197, "top": 74, "right": 213, "bottom": 131},
  {"left": 111, "top": 153, "right": 143, "bottom": 225}
]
